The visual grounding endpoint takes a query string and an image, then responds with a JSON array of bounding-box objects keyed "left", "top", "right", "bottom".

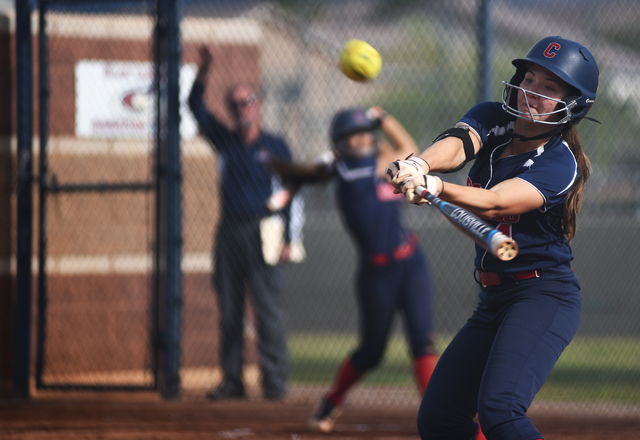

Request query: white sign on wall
[{"left": 75, "top": 60, "right": 198, "bottom": 139}]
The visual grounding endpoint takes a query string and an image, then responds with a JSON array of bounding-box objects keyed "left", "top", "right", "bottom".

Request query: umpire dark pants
[{"left": 214, "top": 218, "right": 290, "bottom": 396}]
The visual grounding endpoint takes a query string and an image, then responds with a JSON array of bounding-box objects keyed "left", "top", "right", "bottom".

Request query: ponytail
[{"left": 561, "top": 126, "right": 591, "bottom": 242}]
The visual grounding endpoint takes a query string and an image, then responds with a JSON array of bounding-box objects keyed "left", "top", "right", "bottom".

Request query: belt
[
  {"left": 475, "top": 269, "right": 541, "bottom": 287},
  {"left": 369, "top": 234, "right": 418, "bottom": 266}
]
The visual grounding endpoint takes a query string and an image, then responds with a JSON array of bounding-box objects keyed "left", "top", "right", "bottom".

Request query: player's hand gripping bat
[{"left": 415, "top": 185, "right": 518, "bottom": 261}]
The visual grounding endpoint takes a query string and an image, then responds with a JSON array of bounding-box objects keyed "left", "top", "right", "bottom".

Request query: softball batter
[{"left": 386, "top": 36, "right": 599, "bottom": 440}]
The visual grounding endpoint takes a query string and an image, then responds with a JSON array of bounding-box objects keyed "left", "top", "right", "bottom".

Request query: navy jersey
[
  {"left": 335, "top": 156, "right": 412, "bottom": 257},
  {"left": 188, "top": 82, "right": 292, "bottom": 223},
  {"left": 460, "top": 102, "right": 577, "bottom": 272}
]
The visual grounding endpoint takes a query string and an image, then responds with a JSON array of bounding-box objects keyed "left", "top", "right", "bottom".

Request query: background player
[
  {"left": 271, "top": 106, "right": 439, "bottom": 433},
  {"left": 386, "top": 36, "right": 599, "bottom": 440}
]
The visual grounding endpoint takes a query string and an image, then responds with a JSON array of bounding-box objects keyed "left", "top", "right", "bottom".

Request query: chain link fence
[{"left": 25, "top": 0, "right": 640, "bottom": 415}]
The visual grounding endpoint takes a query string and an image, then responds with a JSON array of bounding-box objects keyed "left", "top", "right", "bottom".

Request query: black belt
[{"left": 475, "top": 269, "right": 541, "bottom": 287}]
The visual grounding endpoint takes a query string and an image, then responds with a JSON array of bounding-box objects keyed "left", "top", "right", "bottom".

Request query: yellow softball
[{"left": 339, "top": 39, "right": 382, "bottom": 82}]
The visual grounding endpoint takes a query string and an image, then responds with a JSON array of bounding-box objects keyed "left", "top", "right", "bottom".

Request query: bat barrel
[{"left": 488, "top": 230, "right": 519, "bottom": 261}]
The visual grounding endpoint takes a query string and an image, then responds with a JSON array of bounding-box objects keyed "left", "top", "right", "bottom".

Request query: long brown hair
[{"left": 561, "top": 125, "right": 591, "bottom": 242}]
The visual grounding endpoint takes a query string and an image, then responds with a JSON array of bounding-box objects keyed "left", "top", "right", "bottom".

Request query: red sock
[
  {"left": 475, "top": 423, "right": 487, "bottom": 440},
  {"left": 413, "top": 354, "right": 438, "bottom": 395},
  {"left": 325, "top": 358, "right": 362, "bottom": 407}
]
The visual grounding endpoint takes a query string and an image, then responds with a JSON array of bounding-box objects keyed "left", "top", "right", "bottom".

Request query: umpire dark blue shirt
[{"left": 188, "top": 82, "right": 292, "bottom": 226}]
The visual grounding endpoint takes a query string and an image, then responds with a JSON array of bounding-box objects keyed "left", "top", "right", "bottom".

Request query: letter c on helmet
[{"left": 543, "top": 42, "right": 561, "bottom": 58}]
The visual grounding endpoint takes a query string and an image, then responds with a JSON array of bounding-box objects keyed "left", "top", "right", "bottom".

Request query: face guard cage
[{"left": 501, "top": 81, "right": 576, "bottom": 125}]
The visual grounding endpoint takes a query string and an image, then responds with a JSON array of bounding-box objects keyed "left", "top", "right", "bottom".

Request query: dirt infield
[{"left": 2, "top": 393, "right": 640, "bottom": 440}]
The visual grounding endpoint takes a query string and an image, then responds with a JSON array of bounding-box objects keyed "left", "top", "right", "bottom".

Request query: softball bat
[{"left": 415, "top": 185, "right": 518, "bottom": 261}]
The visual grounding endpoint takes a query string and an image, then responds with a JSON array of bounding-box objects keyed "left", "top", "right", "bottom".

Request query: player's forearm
[
  {"left": 269, "top": 158, "right": 333, "bottom": 184},
  {"left": 439, "top": 183, "right": 507, "bottom": 220},
  {"left": 441, "top": 180, "right": 544, "bottom": 220}
]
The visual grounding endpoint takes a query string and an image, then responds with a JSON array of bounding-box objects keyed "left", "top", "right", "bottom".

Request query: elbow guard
[{"left": 433, "top": 126, "right": 476, "bottom": 173}]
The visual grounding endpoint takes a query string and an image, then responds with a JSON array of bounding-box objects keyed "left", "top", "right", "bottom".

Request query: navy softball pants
[
  {"left": 417, "top": 267, "right": 581, "bottom": 440},
  {"left": 350, "top": 248, "right": 436, "bottom": 373}
]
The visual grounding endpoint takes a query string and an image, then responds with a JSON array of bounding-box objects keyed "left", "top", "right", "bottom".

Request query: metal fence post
[
  {"left": 13, "top": 0, "right": 34, "bottom": 400},
  {"left": 479, "top": 0, "right": 494, "bottom": 102},
  {"left": 155, "top": 0, "right": 183, "bottom": 399}
]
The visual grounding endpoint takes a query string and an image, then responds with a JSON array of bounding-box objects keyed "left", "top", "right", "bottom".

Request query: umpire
[{"left": 188, "top": 46, "right": 295, "bottom": 400}]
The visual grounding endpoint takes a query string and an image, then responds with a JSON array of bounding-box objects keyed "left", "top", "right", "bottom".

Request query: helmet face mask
[
  {"left": 502, "top": 36, "right": 599, "bottom": 126},
  {"left": 501, "top": 80, "right": 575, "bottom": 125}
]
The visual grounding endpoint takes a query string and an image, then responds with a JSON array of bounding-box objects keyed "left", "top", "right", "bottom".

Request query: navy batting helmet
[
  {"left": 330, "top": 108, "right": 380, "bottom": 148},
  {"left": 502, "top": 36, "right": 599, "bottom": 125}
]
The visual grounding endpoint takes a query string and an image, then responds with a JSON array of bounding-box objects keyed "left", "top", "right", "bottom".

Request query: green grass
[
  {"left": 288, "top": 332, "right": 640, "bottom": 405},
  {"left": 537, "top": 337, "right": 640, "bottom": 403},
  {"left": 288, "top": 332, "right": 435, "bottom": 386}
]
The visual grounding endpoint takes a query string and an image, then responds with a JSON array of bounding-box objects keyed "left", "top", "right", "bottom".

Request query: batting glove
[
  {"left": 401, "top": 174, "right": 442, "bottom": 205},
  {"left": 365, "top": 106, "right": 387, "bottom": 127},
  {"left": 313, "top": 150, "right": 336, "bottom": 167},
  {"left": 385, "top": 155, "right": 430, "bottom": 189}
]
